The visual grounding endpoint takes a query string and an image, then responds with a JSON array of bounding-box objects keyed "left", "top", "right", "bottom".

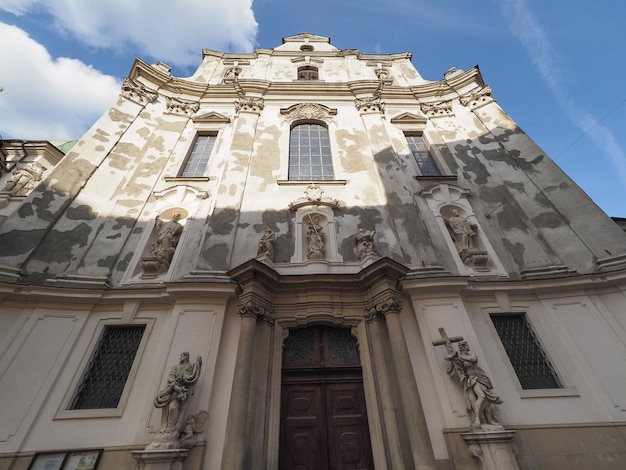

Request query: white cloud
[
  {"left": 0, "top": 22, "right": 121, "bottom": 140},
  {"left": 1, "top": 0, "right": 258, "bottom": 67},
  {"left": 497, "top": 0, "right": 626, "bottom": 186}
]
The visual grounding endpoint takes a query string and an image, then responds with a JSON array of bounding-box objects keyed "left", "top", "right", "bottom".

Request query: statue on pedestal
[
  {"left": 257, "top": 226, "right": 275, "bottom": 260},
  {"left": 433, "top": 328, "right": 503, "bottom": 431},
  {"left": 146, "top": 352, "right": 202, "bottom": 450},
  {"left": 141, "top": 212, "right": 184, "bottom": 278},
  {"left": 354, "top": 228, "right": 376, "bottom": 260},
  {"left": 305, "top": 214, "right": 325, "bottom": 260}
]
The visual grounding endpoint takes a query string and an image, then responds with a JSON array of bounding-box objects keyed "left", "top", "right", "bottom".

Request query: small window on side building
[
  {"left": 70, "top": 325, "right": 146, "bottom": 410},
  {"left": 179, "top": 134, "right": 217, "bottom": 177},
  {"left": 490, "top": 313, "right": 562, "bottom": 389}
]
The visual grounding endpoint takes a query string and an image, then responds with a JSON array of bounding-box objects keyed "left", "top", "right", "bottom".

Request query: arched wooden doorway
[{"left": 279, "top": 325, "right": 374, "bottom": 469}]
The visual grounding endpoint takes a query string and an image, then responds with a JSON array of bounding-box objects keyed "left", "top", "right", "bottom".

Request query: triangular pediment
[
  {"left": 192, "top": 112, "right": 231, "bottom": 123},
  {"left": 282, "top": 32, "right": 331, "bottom": 44},
  {"left": 390, "top": 112, "right": 428, "bottom": 125}
]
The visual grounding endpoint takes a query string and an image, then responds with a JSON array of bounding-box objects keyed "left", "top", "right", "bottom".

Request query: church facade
[{"left": 1, "top": 33, "right": 626, "bottom": 469}]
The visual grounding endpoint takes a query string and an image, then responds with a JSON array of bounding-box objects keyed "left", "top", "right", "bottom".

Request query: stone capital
[
  {"left": 365, "top": 294, "right": 402, "bottom": 320},
  {"left": 238, "top": 298, "right": 274, "bottom": 324}
]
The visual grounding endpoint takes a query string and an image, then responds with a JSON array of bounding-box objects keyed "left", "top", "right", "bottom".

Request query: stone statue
[
  {"left": 142, "top": 212, "right": 184, "bottom": 278},
  {"left": 257, "top": 226, "right": 275, "bottom": 260},
  {"left": 146, "top": 352, "right": 202, "bottom": 449},
  {"left": 354, "top": 228, "right": 376, "bottom": 260},
  {"left": 445, "top": 208, "right": 477, "bottom": 252},
  {"left": 3, "top": 162, "right": 45, "bottom": 195},
  {"left": 433, "top": 328, "right": 502, "bottom": 431},
  {"left": 306, "top": 214, "right": 325, "bottom": 260}
]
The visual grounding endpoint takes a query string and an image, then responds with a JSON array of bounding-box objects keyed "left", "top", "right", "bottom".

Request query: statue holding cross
[{"left": 433, "top": 328, "right": 503, "bottom": 430}]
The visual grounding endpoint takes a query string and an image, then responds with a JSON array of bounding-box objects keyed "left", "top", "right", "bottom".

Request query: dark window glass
[
  {"left": 405, "top": 134, "right": 441, "bottom": 176},
  {"left": 490, "top": 313, "right": 562, "bottom": 389},
  {"left": 70, "top": 325, "right": 145, "bottom": 409},
  {"left": 288, "top": 123, "right": 334, "bottom": 181},
  {"left": 297, "top": 66, "right": 318, "bottom": 80},
  {"left": 180, "top": 135, "right": 216, "bottom": 177}
]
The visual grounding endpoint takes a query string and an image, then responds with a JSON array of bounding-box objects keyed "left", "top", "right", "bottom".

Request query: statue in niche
[
  {"left": 146, "top": 352, "right": 203, "bottom": 449},
  {"left": 445, "top": 208, "right": 477, "bottom": 252},
  {"left": 257, "top": 226, "right": 275, "bottom": 260},
  {"left": 305, "top": 214, "right": 325, "bottom": 260},
  {"left": 444, "top": 208, "right": 489, "bottom": 271},
  {"left": 354, "top": 228, "right": 376, "bottom": 260},
  {"left": 142, "top": 212, "right": 184, "bottom": 278},
  {"left": 433, "top": 328, "right": 503, "bottom": 431},
  {"left": 3, "top": 162, "right": 45, "bottom": 195}
]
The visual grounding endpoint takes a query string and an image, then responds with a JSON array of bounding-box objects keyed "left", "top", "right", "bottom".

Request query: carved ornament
[
  {"left": 121, "top": 77, "right": 158, "bottom": 105},
  {"left": 365, "top": 295, "right": 402, "bottom": 321},
  {"left": 459, "top": 86, "right": 494, "bottom": 110},
  {"left": 234, "top": 97, "right": 265, "bottom": 114},
  {"left": 420, "top": 100, "right": 454, "bottom": 118},
  {"left": 355, "top": 96, "right": 385, "bottom": 115},
  {"left": 280, "top": 103, "right": 337, "bottom": 121},
  {"left": 238, "top": 299, "right": 274, "bottom": 324},
  {"left": 165, "top": 96, "right": 200, "bottom": 116},
  {"left": 288, "top": 183, "right": 339, "bottom": 210}
]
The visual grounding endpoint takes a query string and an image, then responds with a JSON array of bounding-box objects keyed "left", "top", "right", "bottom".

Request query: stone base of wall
[
  {"left": 445, "top": 423, "right": 626, "bottom": 470},
  {"left": 0, "top": 443, "right": 205, "bottom": 470}
]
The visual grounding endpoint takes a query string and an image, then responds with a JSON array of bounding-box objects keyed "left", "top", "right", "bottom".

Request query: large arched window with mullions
[{"left": 288, "top": 122, "right": 334, "bottom": 181}]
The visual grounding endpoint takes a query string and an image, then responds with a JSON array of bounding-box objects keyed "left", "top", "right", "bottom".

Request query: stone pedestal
[
  {"left": 461, "top": 430, "right": 519, "bottom": 470},
  {"left": 131, "top": 449, "right": 188, "bottom": 470}
]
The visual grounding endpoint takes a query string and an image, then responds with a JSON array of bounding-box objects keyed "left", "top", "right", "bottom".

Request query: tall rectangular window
[
  {"left": 289, "top": 123, "right": 334, "bottom": 181},
  {"left": 180, "top": 134, "right": 216, "bottom": 177},
  {"left": 70, "top": 325, "right": 145, "bottom": 410},
  {"left": 405, "top": 134, "right": 441, "bottom": 176},
  {"left": 490, "top": 313, "right": 561, "bottom": 389}
]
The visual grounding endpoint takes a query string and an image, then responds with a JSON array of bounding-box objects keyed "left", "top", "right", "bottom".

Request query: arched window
[
  {"left": 288, "top": 123, "right": 334, "bottom": 181},
  {"left": 297, "top": 66, "right": 319, "bottom": 80}
]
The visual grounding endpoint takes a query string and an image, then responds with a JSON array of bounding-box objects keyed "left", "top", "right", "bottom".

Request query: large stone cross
[{"left": 432, "top": 327, "right": 464, "bottom": 355}]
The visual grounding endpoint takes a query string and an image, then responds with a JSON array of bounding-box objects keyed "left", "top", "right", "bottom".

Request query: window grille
[
  {"left": 70, "top": 325, "right": 145, "bottom": 410},
  {"left": 405, "top": 134, "right": 441, "bottom": 176},
  {"left": 490, "top": 313, "right": 561, "bottom": 389},
  {"left": 288, "top": 123, "right": 334, "bottom": 180},
  {"left": 180, "top": 134, "right": 216, "bottom": 177}
]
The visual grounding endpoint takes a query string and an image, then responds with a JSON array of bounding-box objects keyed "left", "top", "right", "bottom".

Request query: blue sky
[{"left": 0, "top": 0, "right": 625, "bottom": 216}]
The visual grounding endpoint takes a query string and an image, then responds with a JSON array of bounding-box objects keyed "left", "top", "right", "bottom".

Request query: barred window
[
  {"left": 180, "top": 134, "right": 216, "bottom": 177},
  {"left": 405, "top": 134, "right": 441, "bottom": 176},
  {"left": 297, "top": 66, "right": 318, "bottom": 80},
  {"left": 70, "top": 325, "right": 145, "bottom": 410},
  {"left": 490, "top": 313, "right": 561, "bottom": 389},
  {"left": 288, "top": 123, "right": 334, "bottom": 181}
]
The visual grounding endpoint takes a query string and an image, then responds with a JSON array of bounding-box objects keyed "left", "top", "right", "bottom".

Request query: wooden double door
[{"left": 279, "top": 326, "right": 374, "bottom": 470}]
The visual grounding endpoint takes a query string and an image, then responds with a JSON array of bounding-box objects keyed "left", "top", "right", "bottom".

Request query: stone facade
[{"left": 1, "top": 33, "right": 626, "bottom": 469}]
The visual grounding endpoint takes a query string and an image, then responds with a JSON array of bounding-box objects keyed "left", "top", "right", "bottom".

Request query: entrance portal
[{"left": 279, "top": 326, "right": 374, "bottom": 469}]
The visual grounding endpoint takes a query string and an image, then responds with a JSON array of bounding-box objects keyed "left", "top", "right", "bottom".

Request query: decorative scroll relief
[
  {"left": 121, "top": 77, "right": 158, "bottom": 105},
  {"left": 165, "top": 96, "right": 200, "bottom": 116},
  {"left": 355, "top": 96, "right": 385, "bottom": 115},
  {"left": 459, "top": 86, "right": 494, "bottom": 110},
  {"left": 280, "top": 103, "right": 338, "bottom": 122},
  {"left": 420, "top": 100, "right": 454, "bottom": 118},
  {"left": 288, "top": 183, "right": 339, "bottom": 210},
  {"left": 234, "top": 97, "right": 264, "bottom": 114}
]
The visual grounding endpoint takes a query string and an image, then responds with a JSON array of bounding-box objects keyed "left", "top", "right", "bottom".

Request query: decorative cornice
[
  {"left": 280, "top": 102, "right": 337, "bottom": 121},
  {"left": 234, "top": 97, "right": 265, "bottom": 114},
  {"left": 459, "top": 86, "right": 494, "bottom": 110},
  {"left": 120, "top": 77, "right": 158, "bottom": 105},
  {"left": 165, "top": 96, "right": 200, "bottom": 116}
]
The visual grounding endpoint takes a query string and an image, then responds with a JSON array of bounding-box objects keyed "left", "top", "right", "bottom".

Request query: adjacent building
[{"left": 1, "top": 33, "right": 626, "bottom": 470}]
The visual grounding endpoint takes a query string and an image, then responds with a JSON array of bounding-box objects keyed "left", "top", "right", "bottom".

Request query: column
[
  {"left": 369, "top": 295, "right": 436, "bottom": 470},
  {"left": 221, "top": 299, "right": 271, "bottom": 470}
]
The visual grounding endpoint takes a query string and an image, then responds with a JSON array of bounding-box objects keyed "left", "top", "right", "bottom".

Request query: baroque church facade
[{"left": 1, "top": 33, "right": 626, "bottom": 469}]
